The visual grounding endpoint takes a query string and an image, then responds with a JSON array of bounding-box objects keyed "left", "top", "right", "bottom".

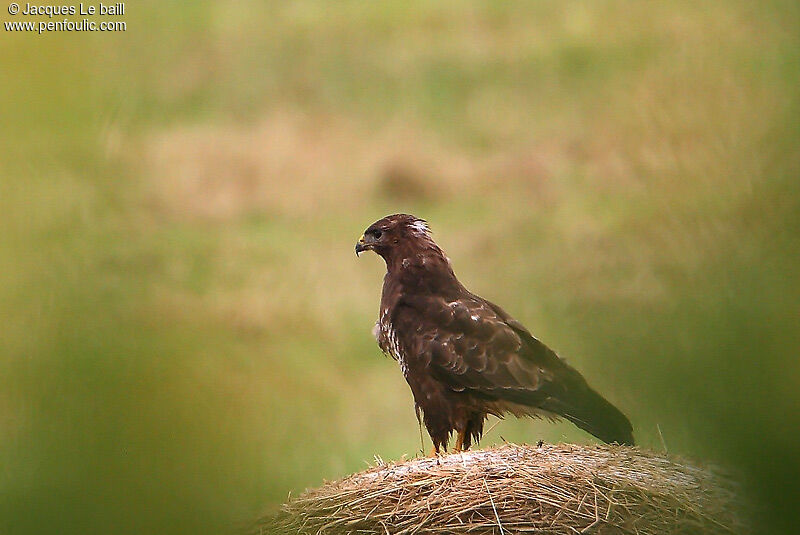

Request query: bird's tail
[{"left": 543, "top": 386, "right": 635, "bottom": 446}]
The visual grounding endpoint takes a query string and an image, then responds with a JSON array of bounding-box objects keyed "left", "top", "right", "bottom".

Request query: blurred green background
[{"left": 1, "top": 1, "right": 798, "bottom": 534}]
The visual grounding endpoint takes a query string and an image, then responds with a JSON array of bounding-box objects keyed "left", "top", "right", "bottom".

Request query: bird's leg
[{"left": 454, "top": 429, "right": 466, "bottom": 452}]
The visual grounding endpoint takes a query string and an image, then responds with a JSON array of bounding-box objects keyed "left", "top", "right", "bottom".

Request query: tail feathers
[{"left": 543, "top": 387, "right": 635, "bottom": 446}]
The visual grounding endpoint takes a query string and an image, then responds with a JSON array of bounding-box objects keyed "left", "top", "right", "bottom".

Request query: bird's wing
[
  {"left": 393, "top": 293, "right": 580, "bottom": 404},
  {"left": 393, "top": 293, "right": 635, "bottom": 444}
]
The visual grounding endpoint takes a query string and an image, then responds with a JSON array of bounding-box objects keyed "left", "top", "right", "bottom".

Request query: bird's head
[{"left": 356, "top": 214, "right": 435, "bottom": 262}]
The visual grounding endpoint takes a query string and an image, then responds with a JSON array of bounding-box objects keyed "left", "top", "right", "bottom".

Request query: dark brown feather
[{"left": 359, "top": 214, "right": 634, "bottom": 452}]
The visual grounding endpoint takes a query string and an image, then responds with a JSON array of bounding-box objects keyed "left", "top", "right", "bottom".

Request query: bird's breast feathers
[{"left": 376, "top": 309, "right": 410, "bottom": 377}]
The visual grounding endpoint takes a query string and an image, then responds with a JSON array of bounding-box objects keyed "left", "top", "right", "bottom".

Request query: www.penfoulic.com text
[{"left": 5, "top": 3, "right": 126, "bottom": 34}]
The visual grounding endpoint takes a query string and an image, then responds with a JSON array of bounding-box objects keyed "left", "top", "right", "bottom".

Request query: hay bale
[{"left": 256, "top": 443, "right": 746, "bottom": 535}]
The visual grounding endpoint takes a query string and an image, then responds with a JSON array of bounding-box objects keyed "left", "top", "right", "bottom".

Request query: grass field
[{"left": 1, "top": 1, "right": 799, "bottom": 534}]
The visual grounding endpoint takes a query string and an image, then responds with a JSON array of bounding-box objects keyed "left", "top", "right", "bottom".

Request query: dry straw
[{"left": 255, "top": 443, "right": 746, "bottom": 535}]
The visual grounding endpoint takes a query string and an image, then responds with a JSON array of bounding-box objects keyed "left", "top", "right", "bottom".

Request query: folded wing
[{"left": 394, "top": 293, "right": 634, "bottom": 445}]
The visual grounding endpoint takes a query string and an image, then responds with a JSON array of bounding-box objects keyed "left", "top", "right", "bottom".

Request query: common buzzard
[{"left": 356, "top": 214, "right": 634, "bottom": 453}]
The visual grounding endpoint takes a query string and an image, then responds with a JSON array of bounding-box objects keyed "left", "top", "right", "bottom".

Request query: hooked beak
[{"left": 355, "top": 234, "right": 370, "bottom": 257}]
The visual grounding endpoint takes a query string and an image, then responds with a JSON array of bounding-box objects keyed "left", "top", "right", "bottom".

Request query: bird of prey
[{"left": 356, "top": 214, "right": 634, "bottom": 454}]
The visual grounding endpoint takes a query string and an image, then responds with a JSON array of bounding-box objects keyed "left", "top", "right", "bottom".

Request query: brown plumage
[{"left": 356, "top": 214, "right": 634, "bottom": 453}]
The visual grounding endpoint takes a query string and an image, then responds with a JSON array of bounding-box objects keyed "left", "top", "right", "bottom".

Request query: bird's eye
[{"left": 372, "top": 229, "right": 383, "bottom": 239}]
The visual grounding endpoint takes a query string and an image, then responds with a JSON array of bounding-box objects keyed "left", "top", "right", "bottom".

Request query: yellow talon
[{"left": 454, "top": 430, "right": 466, "bottom": 452}]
